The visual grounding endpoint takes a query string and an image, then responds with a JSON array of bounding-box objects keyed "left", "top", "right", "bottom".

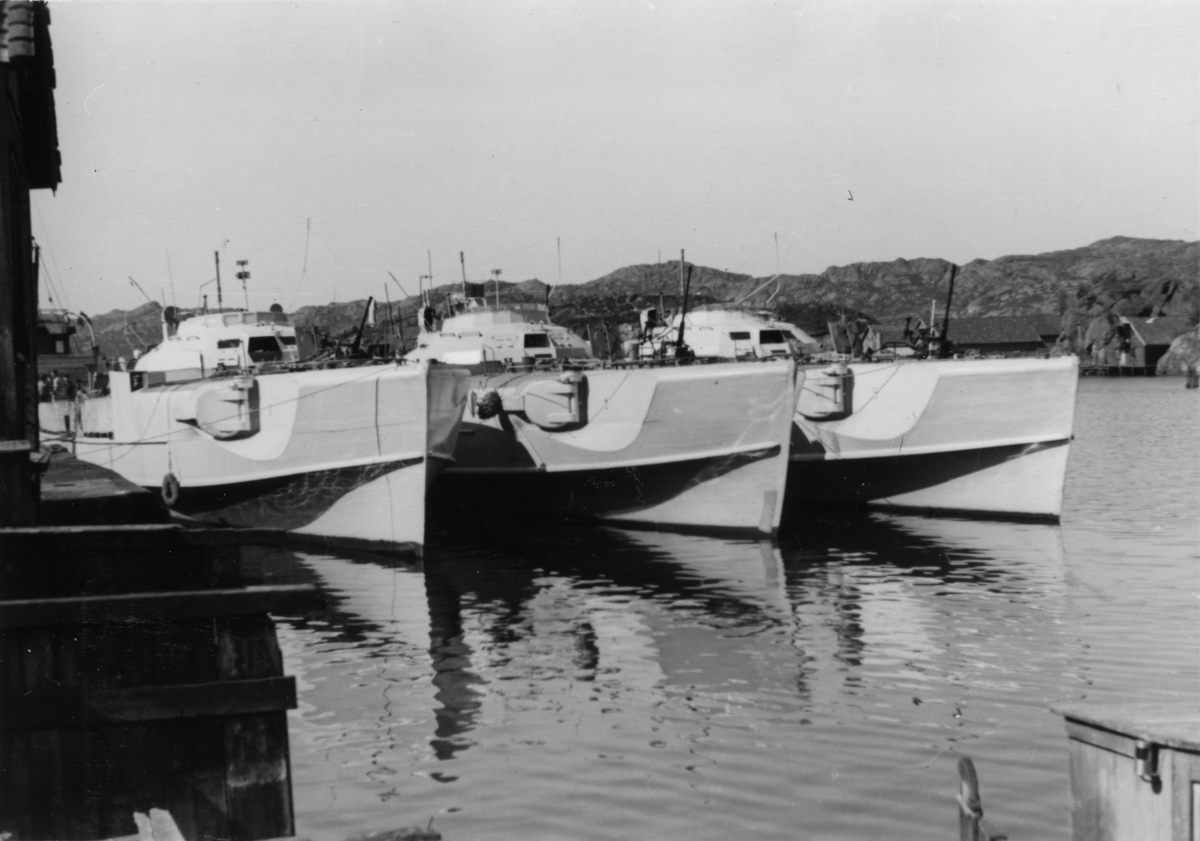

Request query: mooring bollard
[{"left": 957, "top": 757, "right": 1007, "bottom": 841}]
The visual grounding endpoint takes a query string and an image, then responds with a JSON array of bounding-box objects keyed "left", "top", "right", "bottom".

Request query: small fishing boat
[
  {"left": 43, "top": 304, "right": 470, "bottom": 552},
  {"left": 406, "top": 290, "right": 798, "bottom": 536},
  {"left": 639, "top": 307, "right": 1079, "bottom": 521}
]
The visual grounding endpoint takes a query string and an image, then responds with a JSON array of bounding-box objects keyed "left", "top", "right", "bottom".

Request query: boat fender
[
  {"left": 797, "top": 363, "right": 854, "bottom": 421},
  {"left": 193, "top": 376, "right": 261, "bottom": 439},
  {"left": 521, "top": 373, "right": 587, "bottom": 430},
  {"left": 475, "top": 389, "right": 503, "bottom": 420},
  {"left": 161, "top": 472, "right": 180, "bottom": 508}
]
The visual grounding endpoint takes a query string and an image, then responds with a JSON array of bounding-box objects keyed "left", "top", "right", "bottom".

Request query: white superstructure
[
  {"left": 407, "top": 293, "right": 591, "bottom": 367},
  {"left": 134, "top": 305, "right": 301, "bottom": 375},
  {"left": 635, "top": 308, "right": 819, "bottom": 361}
]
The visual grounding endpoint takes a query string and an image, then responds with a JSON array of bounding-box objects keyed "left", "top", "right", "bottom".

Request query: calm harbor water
[{"left": 264, "top": 376, "right": 1199, "bottom": 841}]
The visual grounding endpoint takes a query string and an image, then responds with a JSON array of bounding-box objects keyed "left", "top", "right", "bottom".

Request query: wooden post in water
[{"left": 957, "top": 757, "right": 1007, "bottom": 841}]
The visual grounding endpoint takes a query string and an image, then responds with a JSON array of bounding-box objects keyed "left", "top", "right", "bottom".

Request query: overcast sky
[{"left": 32, "top": 1, "right": 1199, "bottom": 316}]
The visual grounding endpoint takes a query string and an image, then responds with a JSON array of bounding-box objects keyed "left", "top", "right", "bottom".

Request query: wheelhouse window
[
  {"left": 247, "top": 336, "right": 283, "bottom": 362},
  {"left": 759, "top": 330, "right": 787, "bottom": 344},
  {"left": 730, "top": 331, "right": 751, "bottom": 341},
  {"left": 523, "top": 333, "right": 551, "bottom": 348},
  {"left": 217, "top": 339, "right": 242, "bottom": 349}
]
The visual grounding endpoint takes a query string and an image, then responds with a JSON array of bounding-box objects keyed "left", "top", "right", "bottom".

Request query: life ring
[{"left": 161, "top": 472, "right": 180, "bottom": 507}]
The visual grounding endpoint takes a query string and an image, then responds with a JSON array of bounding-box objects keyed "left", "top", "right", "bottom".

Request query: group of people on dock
[
  {"left": 37, "top": 370, "right": 80, "bottom": 402},
  {"left": 37, "top": 364, "right": 117, "bottom": 402}
]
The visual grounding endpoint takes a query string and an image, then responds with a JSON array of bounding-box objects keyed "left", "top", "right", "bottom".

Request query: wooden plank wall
[{"left": 0, "top": 526, "right": 316, "bottom": 840}]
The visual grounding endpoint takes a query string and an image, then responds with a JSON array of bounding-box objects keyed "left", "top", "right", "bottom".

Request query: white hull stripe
[
  {"left": 446, "top": 443, "right": 782, "bottom": 475},
  {"left": 789, "top": 433, "right": 1071, "bottom": 462}
]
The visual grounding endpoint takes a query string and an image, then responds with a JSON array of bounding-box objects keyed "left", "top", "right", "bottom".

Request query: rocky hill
[{"left": 65, "top": 236, "right": 1198, "bottom": 361}]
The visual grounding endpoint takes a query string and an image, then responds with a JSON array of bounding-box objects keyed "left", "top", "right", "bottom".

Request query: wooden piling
[
  {"left": 0, "top": 440, "right": 37, "bottom": 527},
  {"left": 957, "top": 757, "right": 1007, "bottom": 841}
]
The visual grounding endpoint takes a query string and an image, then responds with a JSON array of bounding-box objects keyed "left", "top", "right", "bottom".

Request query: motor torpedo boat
[
  {"left": 405, "top": 292, "right": 799, "bottom": 536},
  {"left": 44, "top": 304, "right": 469, "bottom": 552},
  {"left": 639, "top": 307, "right": 1078, "bottom": 521}
]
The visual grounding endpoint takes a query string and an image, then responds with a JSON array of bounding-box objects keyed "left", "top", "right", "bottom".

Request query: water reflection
[
  {"left": 264, "top": 507, "right": 1068, "bottom": 759},
  {"left": 778, "top": 508, "right": 1070, "bottom": 716},
  {"left": 418, "top": 525, "right": 797, "bottom": 762},
  {"left": 257, "top": 509, "right": 1086, "bottom": 840}
]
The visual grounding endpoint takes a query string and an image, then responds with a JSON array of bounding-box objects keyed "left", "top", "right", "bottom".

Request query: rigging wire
[
  {"left": 247, "top": 218, "right": 307, "bottom": 261},
  {"left": 35, "top": 240, "right": 65, "bottom": 310},
  {"left": 166, "top": 251, "right": 177, "bottom": 308},
  {"left": 732, "top": 274, "right": 782, "bottom": 306},
  {"left": 309, "top": 222, "right": 373, "bottom": 299},
  {"left": 32, "top": 196, "right": 70, "bottom": 311},
  {"left": 558, "top": 240, "right": 592, "bottom": 282},
  {"left": 289, "top": 218, "right": 311, "bottom": 311}
]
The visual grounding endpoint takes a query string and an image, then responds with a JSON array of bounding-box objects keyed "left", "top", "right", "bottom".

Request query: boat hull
[
  {"left": 787, "top": 356, "right": 1079, "bottom": 520},
  {"left": 62, "top": 362, "right": 469, "bottom": 551},
  {"left": 434, "top": 360, "right": 798, "bottom": 536}
]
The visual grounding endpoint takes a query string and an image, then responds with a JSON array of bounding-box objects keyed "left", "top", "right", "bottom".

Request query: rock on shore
[{"left": 1157, "top": 327, "right": 1200, "bottom": 375}]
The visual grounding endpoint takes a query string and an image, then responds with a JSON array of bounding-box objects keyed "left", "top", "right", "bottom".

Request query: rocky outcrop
[
  {"left": 69, "top": 236, "right": 1199, "bottom": 363},
  {"left": 552, "top": 237, "right": 1198, "bottom": 346},
  {"left": 1157, "top": 327, "right": 1200, "bottom": 375}
]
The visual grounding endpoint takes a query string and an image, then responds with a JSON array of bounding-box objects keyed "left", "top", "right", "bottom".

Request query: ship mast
[
  {"left": 236, "top": 260, "right": 250, "bottom": 310},
  {"left": 214, "top": 251, "right": 223, "bottom": 312}
]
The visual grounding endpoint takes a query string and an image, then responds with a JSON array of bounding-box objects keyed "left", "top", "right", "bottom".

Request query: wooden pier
[
  {"left": 1055, "top": 702, "right": 1200, "bottom": 840},
  {"left": 1079, "top": 364, "right": 1157, "bottom": 377},
  {"left": 0, "top": 449, "right": 323, "bottom": 840},
  {"left": 0, "top": 523, "right": 321, "bottom": 840},
  {"left": 35, "top": 449, "right": 171, "bottom": 527}
]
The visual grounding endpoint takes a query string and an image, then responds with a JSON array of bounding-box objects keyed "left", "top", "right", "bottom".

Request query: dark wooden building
[
  {"left": 1121, "top": 316, "right": 1194, "bottom": 369},
  {"left": 1030, "top": 313, "right": 1065, "bottom": 346},
  {"left": 944, "top": 315, "right": 1055, "bottom": 356},
  {"left": 0, "top": 0, "right": 61, "bottom": 526}
]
